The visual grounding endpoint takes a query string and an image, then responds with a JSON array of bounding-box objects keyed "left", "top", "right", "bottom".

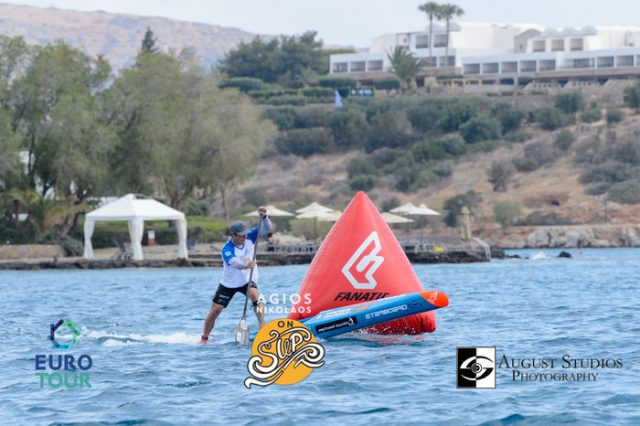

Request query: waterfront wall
[{"left": 0, "top": 244, "right": 66, "bottom": 260}]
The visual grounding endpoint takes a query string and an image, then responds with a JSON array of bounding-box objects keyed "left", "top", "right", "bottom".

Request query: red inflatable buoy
[{"left": 288, "top": 191, "right": 437, "bottom": 334}]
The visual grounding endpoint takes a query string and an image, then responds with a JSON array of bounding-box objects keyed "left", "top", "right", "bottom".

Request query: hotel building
[{"left": 329, "top": 22, "right": 640, "bottom": 86}]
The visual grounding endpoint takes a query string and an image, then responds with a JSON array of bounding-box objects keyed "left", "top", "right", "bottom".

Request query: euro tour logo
[
  {"left": 457, "top": 347, "right": 496, "bottom": 389},
  {"left": 244, "top": 319, "right": 325, "bottom": 388},
  {"left": 35, "top": 319, "right": 94, "bottom": 390}
]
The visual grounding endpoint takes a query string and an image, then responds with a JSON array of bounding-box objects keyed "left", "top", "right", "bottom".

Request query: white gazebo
[{"left": 83, "top": 194, "right": 188, "bottom": 261}]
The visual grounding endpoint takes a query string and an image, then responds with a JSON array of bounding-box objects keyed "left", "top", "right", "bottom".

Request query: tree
[
  {"left": 437, "top": 4, "right": 464, "bottom": 71},
  {"left": 5, "top": 189, "right": 88, "bottom": 239},
  {"left": 488, "top": 161, "right": 515, "bottom": 192},
  {"left": 220, "top": 32, "right": 325, "bottom": 87},
  {"left": 443, "top": 190, "right": 482, "bottom": 227},
  {"left": 0, "top": 35, "right": 33, "bottom": 105},
  {"left": 106, "top": 50, "right": 276, "bottom": 214},
  {"left": 513, "top": 140, "right": 557, "bottom": 172},
  {"left": 606, "top": 107, "right": 624, "bottom": 124},
  {"left": 387, "top": 46, "right": 425, "bottom": 92},
  {"left": 9, "top": 41, "right": 113, "bottom": 202},
  {"left": 367, "top": 110, "right": 415, "bottom": 151},
  {"left": 608, "top": 180, "right": 640, "bottom": 204},
  {"left": 418, "top": 2, "right": 442, "bottom": 69},
  {"left": 623, "top": 82, "right": 640, "bottom": 113},
  {"left": 493, "top": 201, "right": 522, "bottom": 227},
  {"left": 141, "top": 26, "right": 158, "bottom": 53},
  {"left": 555, "top": 91, "right": 585, "bottom": 118},
  {"left": 492, "top": 103, "right": 524, "bottom": 133},
  {"left": 554, "top": 130, "right": 575, "bottom": 151},
  {"left": 328, "top": 108, "right": 368, "bottom": 150},
  {"left": 194, "top": 83, "right": 277, "bottom": 218},
  {"left": 460, "top": 114, "right": 502, "bottom": 143},
  {"left": 535, "top": 107, "right": 568, "bottom": 130},
  {"left": 0, "top": 35, "right": 32, "bottom": 191},
  {"left": 349, "top": 174, "right": 377, "bottom": 192},
  {"left": 0, "top": 109, "right": 20, "bottom": 186},
  {"left": 220, "top": 37, "right": 280, "bottom": 83},
  {"left": 277, "top": 31, "right": 324, "bottom": 87},
  {"left": 103, "top": 51, "right": 186, "bottom": 195}
]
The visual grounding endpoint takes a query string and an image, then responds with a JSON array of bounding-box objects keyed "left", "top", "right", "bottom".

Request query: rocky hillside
[
  {"left": 0, "top": 3, "right": 262, "bottom": 70},
  {"left": 232, "top": 102, "right": 640, "bottom": 247}
]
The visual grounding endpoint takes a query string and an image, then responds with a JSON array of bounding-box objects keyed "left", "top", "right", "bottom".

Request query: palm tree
[
  {"left": 438, "top": 4, "right": 464, "bottom": 71},
  {"left": 418, "top": 2, "right": 441, "bottom": 69},
  {"left": 387, "top": 46, "right": 425, "bottom": 92}
]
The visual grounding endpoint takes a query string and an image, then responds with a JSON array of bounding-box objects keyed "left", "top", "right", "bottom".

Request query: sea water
[{"left": 0, "top": 248, "right": 638, "bottom": 425}]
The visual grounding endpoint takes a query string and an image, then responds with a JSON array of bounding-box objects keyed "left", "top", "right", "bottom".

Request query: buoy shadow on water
[{"left": 326, "top": 333, "right": 427, "bottom": 347}]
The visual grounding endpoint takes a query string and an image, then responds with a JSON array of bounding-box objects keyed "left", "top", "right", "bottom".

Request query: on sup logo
[
  {"left": 457, "top": 347, "right": 496, "bottom": 389},
  {"left": 244, "top": 319, "right": 325, "bottom": 389},
  {"left": 341, "top": 231, "right": 384, "bottom": 290},
  {"left": 50, "top": 319, "right": 80, "bottom": 350}
]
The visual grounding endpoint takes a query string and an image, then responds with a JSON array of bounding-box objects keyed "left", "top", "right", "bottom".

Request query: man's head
[{"left": 229, "top": 220, "right": 249, "bottom": 245}]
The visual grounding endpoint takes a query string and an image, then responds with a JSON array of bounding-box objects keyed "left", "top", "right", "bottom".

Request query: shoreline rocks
[
  {"left": 482, "top": 224, "right": 640, "bottom": 249},
  {"left": 0, "top": 247, "right": 493, "bottom": 270}
]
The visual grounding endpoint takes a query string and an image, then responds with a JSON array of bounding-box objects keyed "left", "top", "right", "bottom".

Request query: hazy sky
[{"left": 4, "top": 0, "right": 640, "bottom": 47}]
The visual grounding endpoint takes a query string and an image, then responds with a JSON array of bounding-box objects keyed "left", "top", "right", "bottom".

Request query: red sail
[{"left": 288, "top": 192, "right": 436, "bottom": 334}]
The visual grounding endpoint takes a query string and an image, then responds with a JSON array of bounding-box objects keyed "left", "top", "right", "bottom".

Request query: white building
[{"left": 329, "top": 22, "right": 640, "bottom": 86}]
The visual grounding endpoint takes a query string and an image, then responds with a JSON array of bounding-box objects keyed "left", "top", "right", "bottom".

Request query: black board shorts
[{"left": 212, "top": 282, "right": 257, "bottom": 308}]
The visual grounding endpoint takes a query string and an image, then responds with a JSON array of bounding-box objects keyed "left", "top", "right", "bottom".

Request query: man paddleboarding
[{"left": 200, "top": 207, "right": 271, "bottom": 343}]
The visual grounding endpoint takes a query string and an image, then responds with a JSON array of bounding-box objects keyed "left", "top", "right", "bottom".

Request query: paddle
[{"left": 235, "top": 214, "right": 263, "bottom": 346}]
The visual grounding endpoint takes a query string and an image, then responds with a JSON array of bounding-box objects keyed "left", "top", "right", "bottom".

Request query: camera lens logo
[
  {"left": 50, "top": 319, "right": 80, "bottom": 350},
  {"left": 457, "top": 347, "right": 496, "bottom": 389}
]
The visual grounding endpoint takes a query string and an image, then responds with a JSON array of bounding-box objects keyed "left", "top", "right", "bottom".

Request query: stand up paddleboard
[
  {"left": 249, "top": 290, "right": 448, "bottom": 341},
  {"left": 300, "top": 290, "right": 448, "bottom": 339}
]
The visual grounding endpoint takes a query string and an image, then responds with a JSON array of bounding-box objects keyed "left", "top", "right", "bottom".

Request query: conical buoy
[{"left": 288, "top": 192, "right": 438, "bottom": 334}]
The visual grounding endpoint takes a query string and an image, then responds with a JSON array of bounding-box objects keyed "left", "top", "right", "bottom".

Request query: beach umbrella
[
  {"left": 295, "top": 209, "right": 340, "bottom": 239},
  {"left": 317, "top": 210, "right": 342, "bottom": 222},
  {"left": 390, "top": 202, "right": 419, "bottom": 215},
  {"left": 295, "top": 209, "right": 340, "bottom": 221},
  {"left": 381, "top": 212, "right": 414, "bottom": 224},
  {"left": 406, "top": 204, "right": 440, "bottom": 242},
  {"left": 244, "top": 205, "right": 294, "bottom": 217},
  {"left": 390, "top": 202, "right": 420, "bottom": 235},
  {"left": 414, "top": 203, "right": 440, "bottom": 216},
  {"left": 295, "top": 202, "right": 334, "bottom": 214},
  {"left": 390, "top": 202, "right": 439, "bottom": 238}
]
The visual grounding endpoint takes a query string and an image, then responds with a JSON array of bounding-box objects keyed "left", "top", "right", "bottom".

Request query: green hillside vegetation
[
  {"left": 2, "top": 29, "right": 640, "bottom": 249},
  {"left": 245, "top": 85, "right": 640, "bottom": 229}
]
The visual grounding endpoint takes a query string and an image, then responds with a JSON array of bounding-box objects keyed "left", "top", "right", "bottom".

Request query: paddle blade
[{"left": 235, "top": 319, "right": 250, "bottom": 346}]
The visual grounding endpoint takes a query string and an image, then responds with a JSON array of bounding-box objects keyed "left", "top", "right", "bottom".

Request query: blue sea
[{"left": 0, "top": 248, "right": 638, "bottom": 425}]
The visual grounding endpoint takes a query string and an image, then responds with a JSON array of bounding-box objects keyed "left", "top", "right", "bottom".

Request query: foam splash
[
  {"left": 85, "top": 330, "right": 202, "bottom": 345},
  {"left": 102, "top": 339, "right": 143, "bottom": 347},
  {"left": 531, "top": 251, "right": 548, "bottom": 260}
]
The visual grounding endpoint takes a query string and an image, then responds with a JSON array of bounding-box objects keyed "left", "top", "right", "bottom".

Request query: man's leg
[
  {"left": 247, "top": 286, "right": 265, "bottom": 328},
  {"left": 202, "top": 302, "right": 224, "bottom": 341},
  {"left": 202, "top": 284, "right": 234, "bottom": 342}
]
